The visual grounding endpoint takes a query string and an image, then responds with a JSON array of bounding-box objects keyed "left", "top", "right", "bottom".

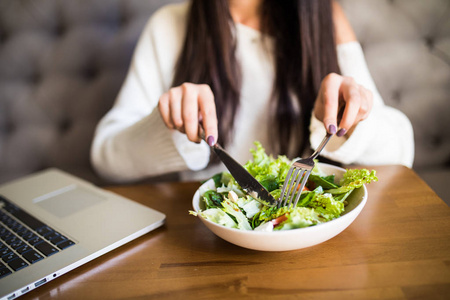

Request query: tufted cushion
[
  {"left": 0, "top": 0, "right": 183, "bottom": 184},
  {"left": 339, "top": 0, "right": 450, "bottom": 204}
]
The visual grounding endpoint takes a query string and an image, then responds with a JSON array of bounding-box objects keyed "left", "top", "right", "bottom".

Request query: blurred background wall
[
  {"left": 0, "top": 0, "right": 449, "bottom": 204},
  {"left": 340, "top": 0, "right": 450, "bottom": 204}
]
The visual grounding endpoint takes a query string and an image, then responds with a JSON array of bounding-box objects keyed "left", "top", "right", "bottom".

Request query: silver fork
[{"left": 278, "top": 132, "right": 333, "bottom": 208}]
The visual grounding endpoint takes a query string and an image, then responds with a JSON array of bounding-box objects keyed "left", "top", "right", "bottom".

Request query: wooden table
[{"left": 24, "top": 165, "right": 450, "bottom": 299}]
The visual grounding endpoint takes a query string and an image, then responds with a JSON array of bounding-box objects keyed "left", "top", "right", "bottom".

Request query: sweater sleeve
[
  {"left": 90, "top": 3, "right": 210, "bottom": 183},
  {"left": 309, "top": 42, "right": 415, "bottom": 167}
]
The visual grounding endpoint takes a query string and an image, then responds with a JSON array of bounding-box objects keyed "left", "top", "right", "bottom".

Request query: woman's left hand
[{"left": 313, "top": 73, "right": 373, "bottom": 137}]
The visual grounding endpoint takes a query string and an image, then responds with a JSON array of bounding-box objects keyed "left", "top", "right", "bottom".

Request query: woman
[{"left": 91, "top": 0, "right": 414, "bottom": 183}]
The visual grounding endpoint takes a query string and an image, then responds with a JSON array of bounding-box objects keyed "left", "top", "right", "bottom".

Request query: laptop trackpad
[{"left": 34, "top": 185, "right": 107, "bottom": 218}]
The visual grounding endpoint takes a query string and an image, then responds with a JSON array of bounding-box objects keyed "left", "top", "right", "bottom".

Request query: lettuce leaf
[
  {"left": 308, "top": 174, "right": 339, "bottom": 189},
  {"left": 221, "top": 200, "right": 252, "bottom": 230},
  {"left": 276, "top": 207, "right": 320, "bottom": 230},
  {"left": 244, "top": 142, "right": 292, "bottom": 192},
  {"left": 309, "top": 193, "right": 345, "bottom": 221},
  {"left": 326, "top": 169, "right": 378, "bottom": 195},
  {"left": 192, "top": 209, "right": 237, "bottom": 228},
  {"left": 202, "top": 190, "right": 223, "bottom": 209}
]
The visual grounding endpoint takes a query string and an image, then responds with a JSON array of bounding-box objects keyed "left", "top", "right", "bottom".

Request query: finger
[
  {"left": 319, "top": 73, "right": 343, "bottom": 134},
  {"left": 198, "top": 84, "right": 218, "bottom": 146},
  {"left": 181, "top": 83, "right": 201, "bottom": 143},
  {"left": 158, "top": 92, "right": 173, "bottom": 129},
  {"left": 168, "top": 86, "right": 184, "bottom": 132},
  {"left": 338, "top": 78, "right": 360, "bottom": 136}
]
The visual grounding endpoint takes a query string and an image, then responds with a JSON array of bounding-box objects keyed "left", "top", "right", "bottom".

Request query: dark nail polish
[
  {"left": 328, "top": 124, "right": 337, "bottom": 135},
  {"left": 207, "top": 135, "right": 215, "bottom": 147},
  {"left": 337, "top": 128, "right": 346, "bottom": 137}
]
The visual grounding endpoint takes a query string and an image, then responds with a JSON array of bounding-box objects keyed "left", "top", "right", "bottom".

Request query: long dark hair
[{"left": 172, "top": 0, "right": 340, "bottom": 156}]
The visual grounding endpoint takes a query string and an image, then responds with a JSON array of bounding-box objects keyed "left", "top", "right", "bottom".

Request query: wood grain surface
[{"left": 23, "top": 165, "right": 450, "bottom": 299}]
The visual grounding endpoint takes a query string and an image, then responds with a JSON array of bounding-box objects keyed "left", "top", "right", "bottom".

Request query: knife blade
[{"left": 211, "top": 143, "right": 278, "bottom": 207}]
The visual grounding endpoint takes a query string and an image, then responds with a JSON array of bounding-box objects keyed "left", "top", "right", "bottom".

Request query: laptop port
[{"left": 35, "top": 278, "right": 47, "bottom": 287}]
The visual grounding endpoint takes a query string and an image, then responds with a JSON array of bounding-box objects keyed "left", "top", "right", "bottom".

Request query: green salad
[{"left": 191, "top": 142, "right": 378, "bottom": 231}]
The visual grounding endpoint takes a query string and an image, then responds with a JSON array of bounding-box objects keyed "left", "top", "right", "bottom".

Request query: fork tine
[
  {"left": 281, "top": 168, "right": 297, "bottom": 207},
  {"left": 278, "top": 167, "right": 294, "bottom": 208},
  {"left": 280, "top": 167, "right": 295, "bottom": 207},
  {"left": 283, "top": 168, "right": 300, "bottom": 207},
  {"left": 292, "top": 169, "right": 311, "bottom": 207},
  {"left": 286, "top": 169, "right": 305, "bottom": 207},
  {"left": 278, "top": 167, "right": 295, "bottom": 208}
]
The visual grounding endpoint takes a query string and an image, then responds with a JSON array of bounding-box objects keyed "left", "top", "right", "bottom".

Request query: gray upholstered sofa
[{"left": 0, "top": 0, "right": 449, "bottom": 204}]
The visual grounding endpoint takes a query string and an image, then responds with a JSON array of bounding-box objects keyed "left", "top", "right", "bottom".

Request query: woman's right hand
[{"left": 158, "top": 83, "right": 218, "bottom": 146}]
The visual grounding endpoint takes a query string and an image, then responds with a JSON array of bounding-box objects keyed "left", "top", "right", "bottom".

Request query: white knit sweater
[{"left": 90, "top": 2, "right": 414, "bottom": 183}]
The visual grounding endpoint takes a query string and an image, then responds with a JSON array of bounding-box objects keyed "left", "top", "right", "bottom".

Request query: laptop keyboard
[{"left": 0, "top": 195, "right": 76, "bottom": 278}]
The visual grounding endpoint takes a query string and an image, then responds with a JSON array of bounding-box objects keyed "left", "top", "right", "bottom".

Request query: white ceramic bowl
[{"left": 192, "top": 163, "right": 368, "bottom": 251}]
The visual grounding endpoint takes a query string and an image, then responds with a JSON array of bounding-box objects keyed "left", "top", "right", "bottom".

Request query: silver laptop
[{"left": 0, "top": 168, "right": 165, "bottom": 300}]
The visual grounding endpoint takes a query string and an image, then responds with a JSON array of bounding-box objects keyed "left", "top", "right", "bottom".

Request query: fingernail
[
  {"left": 328, "top": 124, "right": 337, "bottom": 135},
  {"left": 207, "top": 135, "right": 215, "bottom": 147},
  {"left": 337, "top": 128, "right": 346, "bottom": 137}
]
